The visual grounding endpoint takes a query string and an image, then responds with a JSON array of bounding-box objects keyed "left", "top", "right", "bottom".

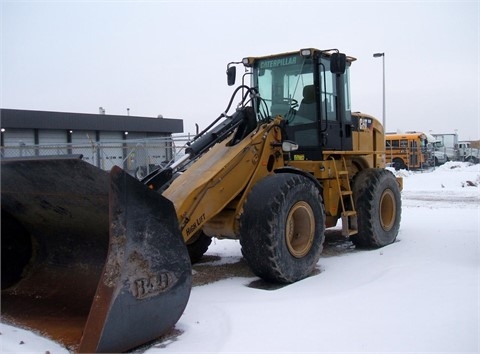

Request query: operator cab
[{"left": 232, "top": 49, "right": 355, "bottom": 161}]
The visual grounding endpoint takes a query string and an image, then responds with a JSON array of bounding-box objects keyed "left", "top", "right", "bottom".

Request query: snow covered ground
[{"left": 1, "top": 161, "right": 479, "bottom": 354}]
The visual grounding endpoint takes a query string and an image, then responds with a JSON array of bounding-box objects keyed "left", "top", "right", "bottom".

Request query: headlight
[
  {"left": 242, "top": 57, "right": 253, "bottom": 67},
  {"left": 300, "top": 48, "right": 312, "bottom": 57}
]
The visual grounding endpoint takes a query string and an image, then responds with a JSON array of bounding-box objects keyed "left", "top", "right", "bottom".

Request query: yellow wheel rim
[
  {"left": 380, "top": 189, "right": 396, "bottom": 231},
  {"left": 285, "top": 201, "right": 315, "bottom": 258}
]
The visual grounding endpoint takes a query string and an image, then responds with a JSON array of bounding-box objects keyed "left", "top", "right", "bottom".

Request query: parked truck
[
  {"left": 457, "top": 141, "right": 480, "bottom": 163},
  {"left": 432, "top": 133, "right": 480, "bottom": 163},
  {"left": 432, "top": 133, "right": 459, "bottom": 161},
  {"left": 426, "top": 133, "right": 448, "bottom": 166}
]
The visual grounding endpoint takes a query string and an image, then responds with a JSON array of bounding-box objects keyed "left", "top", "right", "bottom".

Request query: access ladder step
[{"left": 341, "top": 211, "right": 358, "bottom": 237}]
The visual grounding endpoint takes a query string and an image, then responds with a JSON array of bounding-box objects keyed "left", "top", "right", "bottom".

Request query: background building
[{"left": 0, "top": 108, "right": 185, "bottom": 178}]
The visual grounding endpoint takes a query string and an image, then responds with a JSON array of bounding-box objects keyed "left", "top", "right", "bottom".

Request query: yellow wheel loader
[{"left": 1, "top": 48, "right": 402, "bottom": 352}]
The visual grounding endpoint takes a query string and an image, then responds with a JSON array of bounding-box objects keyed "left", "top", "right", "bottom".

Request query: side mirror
[
  {"left": 282, "top": 140, "right": 299, "bottom": 152},
  {"left": 330, "top": 53, "right": 346, "bottom": 75},
  {"left": 227, "top": 66, "right": 236, "bottom": 86}
]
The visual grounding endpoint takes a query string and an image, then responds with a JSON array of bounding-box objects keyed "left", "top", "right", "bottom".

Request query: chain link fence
[{"left": 1, "top": 135, "right": 193, "bottom": 180}]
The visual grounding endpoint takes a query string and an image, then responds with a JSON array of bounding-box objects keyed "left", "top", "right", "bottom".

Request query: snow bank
[
  {"left": 395, "top": 162, "right": 480, "bottom": 209},
  {"left": 393, "top": 161, "right": 480, "bottom": 191}
]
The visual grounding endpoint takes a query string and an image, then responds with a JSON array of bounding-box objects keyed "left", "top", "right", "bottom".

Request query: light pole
[{"left": 373, "top": 52, "right": 386, "bottom": 132}]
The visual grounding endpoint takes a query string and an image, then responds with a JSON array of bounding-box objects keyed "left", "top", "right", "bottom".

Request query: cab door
[{"left": 319, "top": 59, "right": 353, "bottom": 152}]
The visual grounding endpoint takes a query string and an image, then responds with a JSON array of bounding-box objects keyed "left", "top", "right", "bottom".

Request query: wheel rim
[
  {"left": 285, "top": 201, "right": 315, "bottom": 258},
  {"left": 380, "top": 189, "right": 396, "bottom": 231}
]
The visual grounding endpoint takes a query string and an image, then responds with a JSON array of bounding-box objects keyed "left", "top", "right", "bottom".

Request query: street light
[{"left": 373, "top": 52, "right": 386, "bottom": 132}]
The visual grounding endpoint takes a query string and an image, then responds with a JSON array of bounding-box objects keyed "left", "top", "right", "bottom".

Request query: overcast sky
[{"left": 1, "top": 1, "right": 479, "bottom": 140}]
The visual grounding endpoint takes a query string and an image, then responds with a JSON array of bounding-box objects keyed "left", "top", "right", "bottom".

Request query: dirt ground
[{"left": 191, "top": 229, "right": 356, "bottom": 288}]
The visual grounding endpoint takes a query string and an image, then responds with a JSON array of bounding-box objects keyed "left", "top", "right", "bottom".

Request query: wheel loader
[{"left": 1, "top": 48, "right": 402, "bottom": 353}]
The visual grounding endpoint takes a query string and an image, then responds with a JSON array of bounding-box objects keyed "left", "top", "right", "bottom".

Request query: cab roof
[{"left": 244, "top": 48, "right": 357, "bottom": 64}]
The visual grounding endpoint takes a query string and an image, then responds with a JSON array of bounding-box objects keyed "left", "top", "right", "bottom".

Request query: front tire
[
  {"left": 239, "top": 173, "right": 325, "bottom": 283},
  {"left": 351, "top": 169, "right": 402, "bottom": 248}
]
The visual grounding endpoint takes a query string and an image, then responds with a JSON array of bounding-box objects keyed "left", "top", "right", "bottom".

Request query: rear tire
[
  {"left": 392, "top": 158, "right": 407, "bottom": 170},
  {"left": 239, "top": 173, "right": 325, "bottom": 283},
  {"left": 351, "top": 169, "right": 401, "bottom": 248},
  {"left": 466, "top": 156, "right": 478, "bottom": 164},
  {"left": 187, "top": 231, "right": 212, "bottom": 264}
]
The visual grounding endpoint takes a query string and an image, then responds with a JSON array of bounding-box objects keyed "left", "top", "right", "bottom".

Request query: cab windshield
[{"left": 254, "top": 54, "right": 315, "bottom": 124}]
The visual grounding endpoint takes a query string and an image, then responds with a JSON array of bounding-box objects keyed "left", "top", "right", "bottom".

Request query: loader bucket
[{"left": 1, "top": 156, "right": 192, "bottom": 353}]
